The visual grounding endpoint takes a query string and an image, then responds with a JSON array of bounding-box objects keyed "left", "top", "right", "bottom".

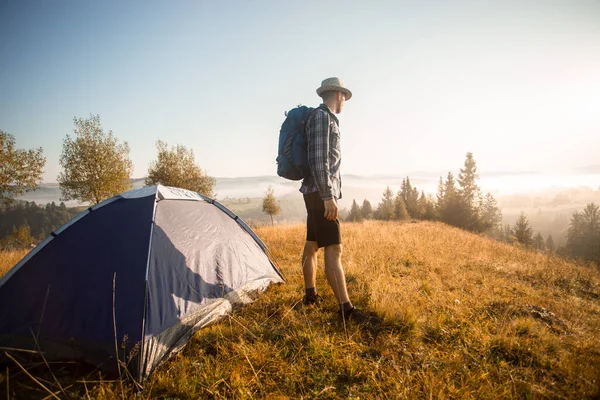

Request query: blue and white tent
[{"left": 0, "top": 185, "right": 283, "bottom": 380}]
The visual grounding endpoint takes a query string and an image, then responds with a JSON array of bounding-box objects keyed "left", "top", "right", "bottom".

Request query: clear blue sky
[{"left": 1, "top": 0, "right": 599, "bottom": 182}]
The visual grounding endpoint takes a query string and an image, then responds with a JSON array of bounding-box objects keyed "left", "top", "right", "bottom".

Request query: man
[{"left": 300, "top": 77, "right": 367, "bottom": 323}]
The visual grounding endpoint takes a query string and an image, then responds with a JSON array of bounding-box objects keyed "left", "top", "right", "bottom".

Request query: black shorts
[{"left": 303, "top": 192, "right": 342, "bottom": 248}]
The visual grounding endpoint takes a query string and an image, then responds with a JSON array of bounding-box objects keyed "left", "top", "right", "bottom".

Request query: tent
[{"left": 0, "top": 185, "right": 284, "bottom": 380}]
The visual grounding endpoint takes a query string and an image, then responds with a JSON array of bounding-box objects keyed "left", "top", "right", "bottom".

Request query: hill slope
[{"left": 2, "top": 221, "right": 600, "bottom": 399}]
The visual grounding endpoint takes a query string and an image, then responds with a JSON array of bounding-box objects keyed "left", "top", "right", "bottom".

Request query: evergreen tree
[
  {"left": 423, "top": 194, "right": 437, "bottom": 220},
  {"left": 436, "top": 177, "right": 445, "bottom": 207},
  {"left": 567, "top": 211, "right": 585, "bottom": 257},
  {"left": 399, "top": 177, "right": 419, "bottom": 218},
  {"left": 347, "top": 199, "right": 364, "bottom": 222},
  {"left": 480, "top": 193, "right": 502, "bottom": 233},
  {"left": 513, "top": 213, "right": 533, "bottom": 247},
  {"left": 0, "top": 224, "right": 35, "bottom": 249},
  {"left": 437, "top": 172, "right": 461, "bottom": 227},
  {"left": 0, "top": 200, "right": 79, "bottom": 243},
  {"left": 545, "top": 235, "right": 556, "bottom": 252},
  {"left": 567, "top": 203, "right": 600, "bottom": 263},
  {"left": 457, "top": 152, "right": 480, "bottom": 209},
  {"left": 457, "top": 152, "right": 482, "bottom": 231},
  {"left": 503, "top": 224, "right": 512, "bottom": 243},
  {"left": 417, "top": 191, "right": 427, "bottom": 220},
  {"left": 533, "top": 232, "right": 545, "bottom": 250},
  {"left": 360, "top": 199, "right": 373, "bottom": 220},
  {"left": 394, "top": 194, "right": 409, "bottom": 221},
  {"left": 375, "top": 187, "right": 395, "bottom": 220}
]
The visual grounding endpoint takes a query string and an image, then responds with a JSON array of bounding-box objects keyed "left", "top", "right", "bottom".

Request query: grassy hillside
[
  {"left": 1, "top": 221, "right": 600, "bottom": 399},
  {"left": 0, "top": 250, "right": 28, "bottom": 279}
]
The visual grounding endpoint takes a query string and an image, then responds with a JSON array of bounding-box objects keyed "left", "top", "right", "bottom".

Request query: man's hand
[{"left": 324, "top": 199, "right": 339, "bottom": 221}]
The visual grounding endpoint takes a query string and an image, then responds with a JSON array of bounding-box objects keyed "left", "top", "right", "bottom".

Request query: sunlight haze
[{"left": 1, "top": 0, "right": 599, "bottom": 183}]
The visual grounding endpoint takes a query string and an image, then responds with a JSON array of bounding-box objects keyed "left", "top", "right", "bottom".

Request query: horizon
[{"left": 2, "top": 1, "right": 599, "bottom": 182}]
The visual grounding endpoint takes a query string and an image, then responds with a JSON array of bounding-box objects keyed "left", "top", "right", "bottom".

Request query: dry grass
[
  {"left": 2, "top": 221, "right": 600, "bottom": 399},
  {"left": 0, "top": 249, "right": 28, "bottom": 279}
]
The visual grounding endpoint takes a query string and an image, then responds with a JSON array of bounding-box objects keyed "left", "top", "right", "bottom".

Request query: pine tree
[
  {"left": 513, "top": 213, "right": 533, "bottom": 247},
  {"left": 480, "top": 193, "right": 502, "bottom": 233},
  {"left": 347, "top": 199, "right": 363, "bottom": 222},
  {"left": 504, "top": 224, "right": 513, "bottom": 243},
  {"left": 417, "top": 191, "right": 427, "bottom": 220},
  {"left": 457, "top": 152, "right": 482, "bottom": 231},
  {"left": 545, "top": 235, "right": 555, "bottom": 252},
  {"left": 457, "top": 152, "right": 480, "bottom": 209},
  {"left": 567, "top": 203, "right": 600, "bottom": 263},
  {"left": 424, "top": 194, "right": 437, "bottom": 220},
  {"left": 438, "top": 172, "right": 461, "bottom": 226},
  {"left": 409, "top": 187, "right": 420, "bottom": 218},
  {"left": 533, "top": 232, "right": 545, "bottom": 250},
  {"left": 567, "top": 212, "right": 585, "bottom": 257},
  {"left": 400, "top": 177, "right": 419, "bottom": 218},
  {"left": 394, "top": 194, "right": 409, "bottom": 220},
  {"left": 375, "top": 187, "right": 395, "bottom": 220},
  {"left": 361, "top": 199, "right": 373, "bottom": 220}
]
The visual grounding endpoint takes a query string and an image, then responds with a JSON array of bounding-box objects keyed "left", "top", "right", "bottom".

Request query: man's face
[{"left": 336, "top": 92, "right": 346, "bottom": 114}]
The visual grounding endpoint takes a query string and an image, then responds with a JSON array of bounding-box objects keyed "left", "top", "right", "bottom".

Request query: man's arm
[
  {"left": 307, "top": 110, "right": 338, "bottom": 221},
  {"left": 307, "top": 110, "right": 334, "bottom": 201}
]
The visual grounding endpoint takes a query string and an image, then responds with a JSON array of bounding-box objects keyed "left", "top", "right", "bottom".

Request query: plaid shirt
[{"left": 299, "top": 104, "right": 342, "bottom": 200}]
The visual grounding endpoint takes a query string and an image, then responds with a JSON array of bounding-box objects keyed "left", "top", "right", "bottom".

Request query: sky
[{"left": 1, "top": 0, "right": 599, "bottom": 183}]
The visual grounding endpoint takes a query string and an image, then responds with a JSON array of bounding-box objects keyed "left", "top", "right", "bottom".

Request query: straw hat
[{"left": 316, "top": 77, "right": 352, "bottom": 100}]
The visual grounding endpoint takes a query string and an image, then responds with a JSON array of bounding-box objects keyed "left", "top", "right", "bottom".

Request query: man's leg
[
  {"left": 302, "top": 241, "right": 319, "bottom": 290},
  {"left": 323, "top": 244, "right": 350, "bottom": 305}
]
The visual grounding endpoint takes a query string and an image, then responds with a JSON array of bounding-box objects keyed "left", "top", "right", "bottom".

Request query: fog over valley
[{"left": 17, "top": 170, "right": 600, "bottom": 247}]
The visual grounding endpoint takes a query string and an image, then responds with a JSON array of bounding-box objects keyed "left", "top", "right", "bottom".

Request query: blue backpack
[{"left": 276, "top": 105, "right": 319, "bottom": 180}]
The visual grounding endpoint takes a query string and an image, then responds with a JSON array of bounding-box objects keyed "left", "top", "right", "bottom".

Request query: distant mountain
[{"left": 15, "top": 170, "right": 598, "bottom": 208}]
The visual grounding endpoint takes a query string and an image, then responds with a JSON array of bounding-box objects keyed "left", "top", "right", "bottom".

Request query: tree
[
  {"left": 503, "top": 224, "right": 513, "bottom": 243},
  {"left": 416, "top": 191, "right": 428, "bottom": 220},
  {"left": 457, "top": 152, "right": 480, "bottom": 210},
  {"left": 545, "top": 235, "right": 556, "bottom": 252},
  {"left": 423, "top": 194, "right": 437, "bottom": 220},
  {"left": 146, "top": 140, "right": 216, "bottom": 197},
  {"left": 0, "top": 224, "right": 34, "bottom": 249},
  {"left": 262, "top": 185, "right": 281, "bottom": 226},
  {"left": 346, "top": 199, "right": 363, "bottom": 222},
  {"left": 375, "top": 187, "right": 395, "bottom": 220},
  {"left": 394, "top": 194, "right": 409, "bottom": 221},
  {"left": 437, "top": 172, "right": 461, "bottom": 227},
  {"left": 360, "top": 199, "right": 373, "bottom": 220},
  {"left": 457, "top": 152, "right": 483, "bottom": 231},
  {"left": 400, "top": 177, "right": 419, "bottom": 218},
  {"left": 567, "top": 203, "right": 600, "bottom": 263},
  {"left": 533, "top": 232, "right": 545, "bottom": 251},
  {"left": 58, "top": 115, "right": 133, "bottom": 204},
  {"left": 513, "top": 213, "right": 533, "bottom": 247},
  {"left": 0, "top": 130, "right": 46, "bottom": 201},
  {"left": 480, "top": 193, "right": 502, "bottom": 233}
]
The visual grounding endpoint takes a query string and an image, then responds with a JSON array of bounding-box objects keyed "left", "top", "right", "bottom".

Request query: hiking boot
[
  {"left": 302, "top": 293, "right": 324, "bottom": 305},
  {"left": 340, "top": 307, "right": 382, "bottom": 325}
]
